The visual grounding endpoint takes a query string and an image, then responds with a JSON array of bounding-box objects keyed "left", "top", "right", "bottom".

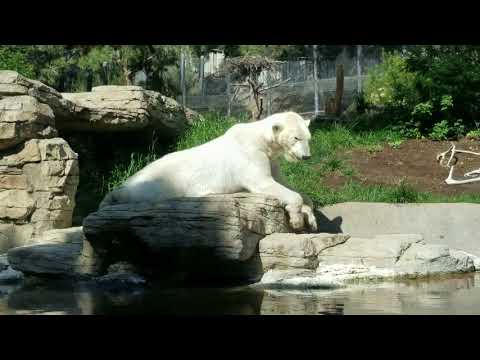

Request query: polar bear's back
[{"left": 99, "top": 130, "right": 243, "bottom": 208}]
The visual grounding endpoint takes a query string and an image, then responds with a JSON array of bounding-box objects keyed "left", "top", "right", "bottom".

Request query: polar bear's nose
[{"left": 302, "top": 155, "right": 311, "bottom": 160}]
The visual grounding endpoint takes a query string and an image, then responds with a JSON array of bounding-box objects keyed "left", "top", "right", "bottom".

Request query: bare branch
[{"left": 258, "top": 78, "right": 292, "bottom": 93}]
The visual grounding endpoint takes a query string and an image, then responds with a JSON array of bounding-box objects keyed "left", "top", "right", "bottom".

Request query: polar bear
[{"left": 100, "top": 111, "right": 317, "bottom": 231}]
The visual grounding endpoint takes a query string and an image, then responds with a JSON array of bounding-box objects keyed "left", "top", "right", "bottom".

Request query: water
[{"left": 1, "top": 273, "right": 480, "bottom": 315}]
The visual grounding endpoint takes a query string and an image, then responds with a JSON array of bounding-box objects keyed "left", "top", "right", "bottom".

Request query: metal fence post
[
  {"left": 356, "top": 45, "right": 363, "bottom": 94},
  {"left": 200, "top": 55, "right": 205, "bottom": 97},
  {"left": 226, "top": 72, "right": 231, "bottom": 117},
  {"left": 180, "top": 51, "right": 186, "bottom": 108},
  {"left": 313, "top": 45, "right": 319, "bottom": 116}
]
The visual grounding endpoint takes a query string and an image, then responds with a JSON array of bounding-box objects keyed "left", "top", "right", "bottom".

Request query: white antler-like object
[{"left": 437, "top": 142, "right": 480, "bottom": 185}]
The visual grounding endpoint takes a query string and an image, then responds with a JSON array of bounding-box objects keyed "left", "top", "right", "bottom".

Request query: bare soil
[{"left": 324, "top": 138, "right": 480, "bottom": 195}]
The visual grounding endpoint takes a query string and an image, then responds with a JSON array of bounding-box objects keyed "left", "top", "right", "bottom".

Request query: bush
[
  {"left": 429, "top": 120, "right": 451, "bottom": 141},
  {"left": 364, "top": 53, "right": 418, "bottom": 110},
  {"left": 466, "top": 129, "right": 480, "bottom": 140},
  {"left": 361, "top": 47, "right": 480, "bottom": 139},
  {"left": 363, "top": 53, "right": 422, "bottom": 137},
  {"left": 0, "top": 46, "right": 35, "bottom": 78}
]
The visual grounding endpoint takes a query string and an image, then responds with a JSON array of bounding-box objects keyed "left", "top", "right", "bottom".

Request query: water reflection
[
  {"left": 261, "top": 273, "right": 479, "bottom": 315},
  {"left": 0, "top": 273, "right": 479, "bottom": 315}
]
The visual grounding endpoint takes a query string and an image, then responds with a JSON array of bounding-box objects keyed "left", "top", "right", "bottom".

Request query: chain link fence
[{"left": 177, "top": 47, "right": 383, "bottom": 119}]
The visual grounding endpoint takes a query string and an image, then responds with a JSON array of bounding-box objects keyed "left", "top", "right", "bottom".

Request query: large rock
[
  {"left": 258, "top": 233, "right": 350, "bottom": 271},
  {"left": 0, "top": 254, "right": 24, "bottom": 284},
  {"left": 0, "top": 70, "right": 74, "bottom": 121},
  {"left": 7, "top": 227, "right": 102, "bottom": 277},
  {"left": 82, "top": 193, "right": 292, "bottom": 282},
  {"left": 61, "top": 86, "right": 199, "bottom": 136},
  {"left": 0, "top": 138, "right": 79, "bottom": 251},
  {"left": 0, "top": 71, "right": 199, "bottom": 138},
  {"left": 0, "top": 96, "right": 57, "bottom": 150},
  {"left": 317, "top": 234, "right": 425, "bottom": 268},
  {"left": 8, "top": 193, "right": 292, "bottom": 283},
  {"left": 257, "top": 233, "right": 477, "bottom": 288}
]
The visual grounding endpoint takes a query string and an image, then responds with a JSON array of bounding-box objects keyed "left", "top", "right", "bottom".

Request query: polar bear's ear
[
  {"left": 305, "top": 119, "right": 311, "bottom": 127},
  {"left": 272, "top": 123, "right": 283, "bottom": 134}
]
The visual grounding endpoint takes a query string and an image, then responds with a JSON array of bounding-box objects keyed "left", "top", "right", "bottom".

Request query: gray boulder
[
  {"left": 82, "top": 193, "right": 293, "bottom": 283},
  {"left": 61, "top": 86, "right": 200, "bottom": 136},
  {"left": 258, "top": 233, "right": 477, "bottom": 288},
  {"left": 83, "top": 193, "right": 291, "bottom": 263},
  {"left": 7, "top": 227, "right": 102, "bottom": 278},
  {"left": 0, "top": 254, "right": 24, "bottom": 284},
  {"left": 0, "top": 71, "right": 200, "bottom": 138},
  {"left": 0, "top": 266, "right": 24, "bottom": 284},
  {"left": 258, "top": 233, "right": 350, "bottom": 271}
]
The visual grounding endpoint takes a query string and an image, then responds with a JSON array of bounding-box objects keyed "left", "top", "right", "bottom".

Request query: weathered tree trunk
[{"left": 123, "top": 64, "right": 133, "bottom": 86}]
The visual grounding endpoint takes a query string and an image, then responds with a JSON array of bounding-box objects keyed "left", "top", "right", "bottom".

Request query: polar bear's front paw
[
  {"left": 302, "top": 205, "right": 318, "bottom": 232},
  {"left": 288, "top": 212, "right": 305, "bottom": 231}
]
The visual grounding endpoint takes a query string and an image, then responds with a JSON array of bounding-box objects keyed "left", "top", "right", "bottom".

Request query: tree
[
  {"left": 221, "top": 56, "right": 289, "bottom": 120},
  {"left": 0, "top": 46, "right": 35, "bottom": 78},
  {"left": 18, "top": 45, "right": 182, "bottom": 95}
]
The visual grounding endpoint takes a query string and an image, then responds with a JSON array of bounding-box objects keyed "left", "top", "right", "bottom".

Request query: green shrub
[
  {"left": 361, "top": 47, "right": 480, "bottom": 139},
  {"left": 388, "top": 139, "right": 404, "bottom": 149},
  {"left": 466, "top": 129, "right": 480, "bottom": 139},
  {"left": 0, "top": 46, "right": 35, "bottom": 78},
  {"left": 363, "top": 53, "right": 421, "bottom": 137},
  {"left": 364, "top": 53, "right": 418, "bottom": 110},
  {"left": 406, "top": 46, "right": 480, "bottom": 132},
  {"left": 429, "top": 120, "right": 450, "bottom": 141}
]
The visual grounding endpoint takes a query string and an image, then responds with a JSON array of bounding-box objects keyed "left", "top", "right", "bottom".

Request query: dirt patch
[{"left": 324, "top": 139, "right": 480, "bottom": 195}]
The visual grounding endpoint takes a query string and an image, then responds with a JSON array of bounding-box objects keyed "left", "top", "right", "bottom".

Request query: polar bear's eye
[{"left": 294, "top": 137, "right": 302, "bottom": 141}]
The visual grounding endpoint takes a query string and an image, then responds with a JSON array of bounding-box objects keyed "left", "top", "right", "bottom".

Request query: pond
[{"left": 1, "top": 273, "right": 480, "bottom": 315}]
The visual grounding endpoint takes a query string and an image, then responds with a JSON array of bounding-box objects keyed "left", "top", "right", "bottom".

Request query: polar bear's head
[{"left": 270, "top": 112, "right": 312, "bottom": 162}]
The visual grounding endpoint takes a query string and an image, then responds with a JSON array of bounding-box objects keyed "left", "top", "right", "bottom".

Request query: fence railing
[{"left": 178, "top": 48, "right": 382, "bottom": 118}]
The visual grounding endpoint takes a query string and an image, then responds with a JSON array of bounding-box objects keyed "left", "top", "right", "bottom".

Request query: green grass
[
  {"left": 388, "top": 139, "right": 404, "bottom": 149},
  {"left": 279, "top": 122, "right": 411, "bottom": 206},
  {"left": 313, "top": 179, "right": 480, "bottom": 206},
  {"left": 99, "top": 113, "right": 480, "bottom": 209},
  {"left": 101, "top": 132, "right": 161, "bottom": 194},
  {"left": 175, "top": 112, "right": 241, "bottom": 151}
]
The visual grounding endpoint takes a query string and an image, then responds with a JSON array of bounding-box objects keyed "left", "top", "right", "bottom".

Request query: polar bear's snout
[
  {"left": 286, "top": 137, "right": 312, "bottom": 162},
  {"left": 271, "top": 112, "right": 313, "bottom": 163}
]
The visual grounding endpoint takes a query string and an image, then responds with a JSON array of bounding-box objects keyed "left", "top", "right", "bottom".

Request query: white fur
[{"left": 100, "top": 111, "right": 317, "bottom": 231}]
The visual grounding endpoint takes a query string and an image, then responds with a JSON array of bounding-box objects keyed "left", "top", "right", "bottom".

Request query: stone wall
[
  {"left": 317, "top": 202, "right": 480, "bottom": 257},
  {"left": 0, "top": 72, "right": 80, "bottom": 252}
]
